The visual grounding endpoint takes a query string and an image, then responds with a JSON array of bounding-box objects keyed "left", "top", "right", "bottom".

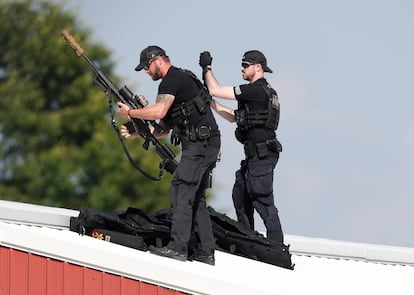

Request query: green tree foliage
[{"left": 0, "top": 0, "right": 174, "bottom": 212}]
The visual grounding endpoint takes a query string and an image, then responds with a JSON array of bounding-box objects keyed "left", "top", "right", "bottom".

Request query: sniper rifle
[{"left": 61, "top": 29, "right": 178, "bottom": 180}]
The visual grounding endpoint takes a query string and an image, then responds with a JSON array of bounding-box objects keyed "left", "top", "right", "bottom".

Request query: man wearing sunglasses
[
  {"left": 118, "top": 46, "right": 220, "bottom": 265},
  {"left": 199, "top": 50, "right": 284, "bottom": 244}
]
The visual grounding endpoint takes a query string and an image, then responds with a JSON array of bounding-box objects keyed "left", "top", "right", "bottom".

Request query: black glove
[{"left": 199, "top": 51, "right": 212, "bottom": 72}]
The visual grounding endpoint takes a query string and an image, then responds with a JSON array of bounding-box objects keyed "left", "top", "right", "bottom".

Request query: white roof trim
[
  {"left": 0, "top": 200, "right": 77, "bottom": 229},
  {"left": 287, "top": 235, "right": 414, "bottom": 266}
]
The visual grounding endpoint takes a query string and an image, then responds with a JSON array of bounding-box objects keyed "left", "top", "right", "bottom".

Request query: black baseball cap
[
  {"left": 242, "top": 50, "right": 273, "bottom": 73},
  {"left": 135, "top": 46, "right": 166, "bottom": 71}
]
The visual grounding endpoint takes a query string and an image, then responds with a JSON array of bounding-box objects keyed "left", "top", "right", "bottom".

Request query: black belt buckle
[{"left": 198, "top": 126, "right": 211, "bottom": 139}]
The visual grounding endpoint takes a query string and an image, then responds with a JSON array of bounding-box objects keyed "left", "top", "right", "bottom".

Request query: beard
[
  {"left": 242, "top": 71, "right": 251, "bottom": 82},
  {"left": 150, "top": 64, "right": 162, "bottom": 81}
]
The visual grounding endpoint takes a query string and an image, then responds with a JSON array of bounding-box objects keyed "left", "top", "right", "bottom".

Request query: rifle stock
[{"left": 61, "top": 29, "right": 178, "bottom": 176}]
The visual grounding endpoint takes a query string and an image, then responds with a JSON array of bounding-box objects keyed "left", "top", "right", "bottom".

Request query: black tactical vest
[
  {"left": 164, "top": 69, "right": 212, "bottom": 128},
  {"left": 234, "top": 83, "right": 280, "bottom": 143}
]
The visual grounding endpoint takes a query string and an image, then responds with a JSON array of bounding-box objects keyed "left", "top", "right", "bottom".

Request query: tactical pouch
[
  {"left": 244, "top": 139, "right": 281, "bottom": 158},
  {"left": 256, "top": 142, "right": 269, "bottom": 158},
  {"left": 266, "top": 139, "right": 282, "bottom": 152},
  {"left": 194, "top": 96, "right": 206, "bottom": 114},
  {"left": 244, "top": 141, "right": 265, "bottom": 158}
]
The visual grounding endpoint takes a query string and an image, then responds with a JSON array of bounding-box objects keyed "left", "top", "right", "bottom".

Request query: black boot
[
  {"left": 194, "top": 253, "right": 215, "bottom": 266},
  {"left": 149, "top": 246, "right": 187, "bottom": 262}
]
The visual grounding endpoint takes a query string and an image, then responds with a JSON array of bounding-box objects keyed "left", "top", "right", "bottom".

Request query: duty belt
[
  {"left": 188, "top": 125, "right": 220, "bottom": 142},
  {"left": 173, "top": 125, "right": 220, "bottom": 149},
  {"left": 244, "top": 139, "right": 282, "bottom": 158}
]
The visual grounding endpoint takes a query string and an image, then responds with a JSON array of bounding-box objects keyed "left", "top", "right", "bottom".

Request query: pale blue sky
[{"left": 60, "top": 0, "right": 414, "bottom": 248}]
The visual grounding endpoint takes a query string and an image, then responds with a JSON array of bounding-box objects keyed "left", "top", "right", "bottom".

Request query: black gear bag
[{"left": 70, "top": 206, "right": 294, "bottom": 270}]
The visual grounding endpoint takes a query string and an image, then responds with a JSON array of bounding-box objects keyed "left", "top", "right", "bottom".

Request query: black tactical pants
[
  {"left": 232, "top": 151, "right": 284, "bottom": 243},
  {"left": 168, "top": 136, "right": 220, "bottom": 256}
]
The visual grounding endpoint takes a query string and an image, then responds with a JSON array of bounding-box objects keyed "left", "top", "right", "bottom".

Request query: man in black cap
[
  {"left": 199, "top": 50, "right": 284, "bottom": 244},
  {"left": 118, "top": 46, "right": 220, "bottom": 265}
]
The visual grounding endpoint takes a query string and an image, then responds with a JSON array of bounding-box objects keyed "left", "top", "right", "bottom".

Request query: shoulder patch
[{"left": 235, "top": 86, "right": 242, "bottom": 95}]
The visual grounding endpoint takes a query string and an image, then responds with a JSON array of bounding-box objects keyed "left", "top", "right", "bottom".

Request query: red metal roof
[{"left": 0, "top": 246, "right": 186, "bottom": 295}]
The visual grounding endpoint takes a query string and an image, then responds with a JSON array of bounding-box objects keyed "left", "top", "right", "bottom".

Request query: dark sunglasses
[
  {"left": 144, "top": 56, "right": 161, "bottom": 70},
  {"left": 241, "top": 62, "right": 255, "bottom": 69}
]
